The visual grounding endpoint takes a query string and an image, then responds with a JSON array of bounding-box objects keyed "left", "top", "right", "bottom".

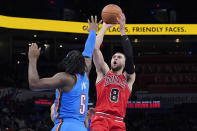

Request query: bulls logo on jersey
[{"left": 104, "top": 75, "right": 127, "bottom": 90}]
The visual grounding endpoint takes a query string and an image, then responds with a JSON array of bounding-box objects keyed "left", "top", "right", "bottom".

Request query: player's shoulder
[
  {"left": 55, "top": 72, "right": 75, "bottom": 83},
  {"left": 55, "top": 72, "right": 73, "bottom": 77},
  {"left": 96, "top": 69, "right": 111, "bottom": 84},
  {"left": 56, "top": 72, "right": 77, "bottom": 91}
]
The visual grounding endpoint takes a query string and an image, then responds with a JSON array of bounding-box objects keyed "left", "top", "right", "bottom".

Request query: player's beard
[{"left": 111, "top": 65, "right": 122, "bottom": 72}]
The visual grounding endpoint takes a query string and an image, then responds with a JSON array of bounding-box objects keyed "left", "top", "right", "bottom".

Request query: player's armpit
[{"left": 124, "top": 72, "right": 136, "bottom": 91}]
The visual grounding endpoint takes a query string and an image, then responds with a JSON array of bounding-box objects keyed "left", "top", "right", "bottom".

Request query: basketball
[{"left": 101, "top": 4, "right": 122, "bottom": 24}]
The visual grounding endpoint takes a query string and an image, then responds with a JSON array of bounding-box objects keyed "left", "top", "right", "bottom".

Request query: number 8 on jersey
[{"left": 110, "top": 88, "right": 120, "bottom": 102}]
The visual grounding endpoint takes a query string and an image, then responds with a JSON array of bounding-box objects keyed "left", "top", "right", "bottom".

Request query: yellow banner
[{"left": 0, "top": 15, "right": 197, "bottom": 35}]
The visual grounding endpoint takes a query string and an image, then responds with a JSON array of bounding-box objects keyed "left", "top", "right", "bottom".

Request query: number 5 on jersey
[{"left": 80, "top": 94, "right": 86, "bottom": 115}]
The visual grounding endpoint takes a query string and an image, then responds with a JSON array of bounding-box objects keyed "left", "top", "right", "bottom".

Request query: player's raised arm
[
  {"left": 28, "top": 43, "right": 74, "bottom": 91},
  {"left": 93, "top": 23, "right": 115, "bottom": 75},
  {"left": 117, "top": 13, "right": 136, "bottom": 91},
  {"left": 82, "top": 16, "right": 102, "bottom": 76}
]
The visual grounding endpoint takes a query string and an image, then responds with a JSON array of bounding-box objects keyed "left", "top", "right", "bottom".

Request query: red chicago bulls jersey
[{"left": 95, "top": 70, "right": 131, "bottom": 118}]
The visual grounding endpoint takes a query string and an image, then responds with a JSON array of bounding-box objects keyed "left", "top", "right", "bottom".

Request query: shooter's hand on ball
[
  {"left": 102, "top": 22, "right": 117, "bottom": 29},
  {"left": 117, "top": 13, "right": 126, "bottom": 36},
  {"left": 28, "top": 43, "right": 41, "bottom": 61}
]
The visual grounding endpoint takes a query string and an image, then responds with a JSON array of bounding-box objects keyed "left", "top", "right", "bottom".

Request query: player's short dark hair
[
  {"left": 112, "top": 52, "right": 126, "bottom": 60},
  {"left": 58, "top": 50, "right": 86, "bottom": 76}
]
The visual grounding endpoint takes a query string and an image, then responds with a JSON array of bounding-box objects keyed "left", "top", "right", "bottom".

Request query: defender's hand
[{"left": 86, "top": 16, "right": 102, "bottom": 32}]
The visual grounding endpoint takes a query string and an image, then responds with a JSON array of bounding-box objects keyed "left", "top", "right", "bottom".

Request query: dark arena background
[{"left": 1, "top": 0, "right": 197, "bottom": 131}]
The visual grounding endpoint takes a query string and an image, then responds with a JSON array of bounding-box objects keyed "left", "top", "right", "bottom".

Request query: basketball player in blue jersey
[
  {"left": 50, "top": 102, "right": 95, "bottom": 130},
  {"left": 28, "top": 16, "right": 101, "bottom": 131}
]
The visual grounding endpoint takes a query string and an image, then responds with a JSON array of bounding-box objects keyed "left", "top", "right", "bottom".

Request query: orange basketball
[{"left": 101, "top": 4, "right": 122, "bottom": 24}]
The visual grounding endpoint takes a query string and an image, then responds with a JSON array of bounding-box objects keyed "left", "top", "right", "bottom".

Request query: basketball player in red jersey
[{"left": 90, "top": 13, "right": 136, "bottom": 131}]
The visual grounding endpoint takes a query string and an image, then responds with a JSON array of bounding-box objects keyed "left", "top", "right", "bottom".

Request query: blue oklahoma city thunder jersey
[{"left": 54, "top": 73, "right": 89, "bottom": 124}]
